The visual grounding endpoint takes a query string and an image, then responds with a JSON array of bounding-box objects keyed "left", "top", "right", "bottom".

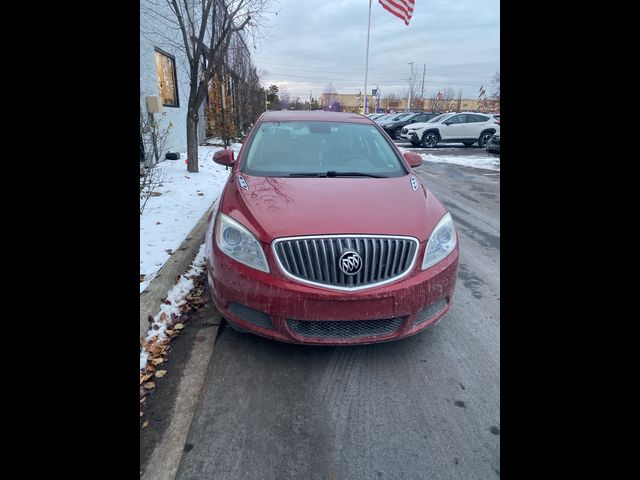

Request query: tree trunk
[{"left": 186, "top": 107, "right": 199, "bottom": 173}]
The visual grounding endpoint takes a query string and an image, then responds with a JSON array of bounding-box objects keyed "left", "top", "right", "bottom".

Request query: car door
[
  {"left": 467, "top": 114, "right": 492, "bottom": 137},
  {"left": 440, "top": 114, "right": 466, "bottom": 140}
]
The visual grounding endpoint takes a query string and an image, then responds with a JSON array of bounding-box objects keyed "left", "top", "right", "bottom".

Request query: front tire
[
  {"left": 392, "top": 127, "right": 402, "bottom": 140},
  {"left": 478, "top": 131, "right": 494, "bottom": 148},
  {"left": 422, "top": 131, "right": 439, "bottom": 148}
]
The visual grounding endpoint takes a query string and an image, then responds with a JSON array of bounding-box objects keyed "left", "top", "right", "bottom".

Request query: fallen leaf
[
  {"left": 140, "top": 275, "right": 146, "bottom": 283},
  {"left": 174, "top": 323, "right": 184, "bottom": 330},
  {"left": 176, "top": 274, "right": 181, "bottom": 282},
  {"left": 140, "top": 373, "right": 152, "bottom": 384},
  {"left": 163, "top": 299, "right": 172, "bottom": 305},
  {"left": 140, "top": 411, "right": 144, "bottom": 417},
  {"left": 140, "top": 397, "right": 146, "bottom": 404},
  {"left": 197, "top": 193, "right": 204, "bottom": 196},
  {"left": 143, "top": 382, "right": 155, "bottom": 390},
  {"left": 142, "top": 420, "right": 149, "bottom": 428},
  {"left": 155, "top": 370, "right": 167, "bottom": 378},
  {"left": 151, "top": 358, "right": 164, "bottom": 365},
  {"left": 165, "top": 249, "right": 173, "bottom": 255},
  {"left": 159, "top": 312, "right": 168, "bottom": 322}
]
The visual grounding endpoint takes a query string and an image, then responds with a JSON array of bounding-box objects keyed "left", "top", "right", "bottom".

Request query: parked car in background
[
  {"left": 366, "top": 113, "right": 387, "bottom": 120},
  {"left": 380, "top": 112, "right": 443, "bottom": 140},
  {"left": 486, "top": 133, "right": 500, "bottom": 155},
  {"left": 400, "top": 112, "right": 500, "bottom": 148},
  {"left": 206, "top": 110, "right": 459, "bottom": 345},
  {"left": 376, "top": 112, "right": 411, "bottom": 125}
]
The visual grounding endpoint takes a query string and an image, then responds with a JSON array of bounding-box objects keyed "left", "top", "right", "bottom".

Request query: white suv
[{"left": 399, "top": 112, "right": 500, "bottom": 148}]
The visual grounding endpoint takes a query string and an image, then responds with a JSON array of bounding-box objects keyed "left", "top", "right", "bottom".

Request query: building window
[{"left": 154, "top": 48, "right": 179, "bottom": 107}]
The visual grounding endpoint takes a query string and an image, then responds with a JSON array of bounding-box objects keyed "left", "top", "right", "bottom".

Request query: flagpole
[{"left": 363, "top": 0, "right": 372, "bottom": 114}]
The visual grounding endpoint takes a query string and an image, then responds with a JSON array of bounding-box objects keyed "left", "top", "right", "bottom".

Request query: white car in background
[{"left": 400, "top": 112, "right": 500, "bottom": 148}]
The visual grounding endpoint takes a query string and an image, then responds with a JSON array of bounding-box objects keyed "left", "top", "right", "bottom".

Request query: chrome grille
[
  {"left": 288, "top": 317, "right": 405, "bottom": 338},
  {"left": 273, "top": 235, "right": 419, "bottom": 291}
]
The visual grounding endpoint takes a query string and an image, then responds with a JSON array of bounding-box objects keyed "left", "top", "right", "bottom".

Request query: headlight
[
  {"left": 421, "top": 212, "right": 457, "bottom": 270},
  {"left": 214, "top": 213, "right": 269, "bottom": 272}
]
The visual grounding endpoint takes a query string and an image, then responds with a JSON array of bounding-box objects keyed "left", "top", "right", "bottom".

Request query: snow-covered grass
[
  {"left": 420, "top": 152, "right": 500, "bottom": 171},
  {"left": 139, "top": 142, "right": 241, "bottom": 293},
  {"left": 140, "top": 243, "right": 207, "bottom": 370}
]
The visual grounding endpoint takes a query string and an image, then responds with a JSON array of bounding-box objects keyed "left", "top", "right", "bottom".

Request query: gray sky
[{"left": 251, "top": 0, "right": 499, "bottom": 101}]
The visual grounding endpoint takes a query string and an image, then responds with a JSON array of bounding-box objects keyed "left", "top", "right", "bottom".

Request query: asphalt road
[{"left": 176, "top": 161, "right": 500, "bottom": 480}]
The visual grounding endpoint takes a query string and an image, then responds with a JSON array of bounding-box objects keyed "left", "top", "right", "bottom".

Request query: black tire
[
  {"left": 462, "top": 141, "right": 475, "bottom": 147},
  {"left": 410, "top": 140, "right": 421, "bottom": 147},
  {"left": 421, "top": 131, "right": 439, "bottom": 148},
  {"left": 392, "top": 127, "right": 402, "bottom": 139},
  {"left": 478, "top": 131, "right": 495, "bottom": 148}
]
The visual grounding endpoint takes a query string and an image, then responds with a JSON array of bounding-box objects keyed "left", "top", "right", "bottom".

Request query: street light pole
[
  {"left": 363, "top": 0, "right": 372, "bottom": 115},
  {"left": 407, "top": 61, "right": 414, "bottom": 111}
]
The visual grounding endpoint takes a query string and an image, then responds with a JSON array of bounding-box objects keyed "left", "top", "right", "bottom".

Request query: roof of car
[{"left": 260, "top": 110, "right": 371, "bottom": 124}]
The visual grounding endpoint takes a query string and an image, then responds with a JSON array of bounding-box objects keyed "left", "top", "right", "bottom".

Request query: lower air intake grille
[{"left": 288, "top": 317, "right": 404, "bottom": 338}]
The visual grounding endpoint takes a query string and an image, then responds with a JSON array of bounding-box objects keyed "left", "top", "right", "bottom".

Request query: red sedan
[{"left": 205, "top": 111, "right": 459, "bottom": 345}]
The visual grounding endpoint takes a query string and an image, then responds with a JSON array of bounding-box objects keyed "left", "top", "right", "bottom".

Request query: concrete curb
[
  {"left": 140, "top": 206, "right": 213, "bottom": 340},
  {"left": 141, "top": 321, "right": 220, "bottom": 480}
]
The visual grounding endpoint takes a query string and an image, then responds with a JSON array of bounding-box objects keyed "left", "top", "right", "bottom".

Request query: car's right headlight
[
  {"left": 421, "top": 212, "right": 457, "bottom": 270},
  {"left": 214, "top": 213, "right": 270, "bottom": 272}
]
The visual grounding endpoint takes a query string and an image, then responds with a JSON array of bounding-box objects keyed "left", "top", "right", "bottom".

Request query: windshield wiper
[{"left": 288, "top": 171, "right": 386, "bottom": 178}]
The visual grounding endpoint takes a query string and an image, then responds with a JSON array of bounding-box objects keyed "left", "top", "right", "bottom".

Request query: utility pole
[
  {"left": 363, "top": 0, "right": 373, "bottom": 115},
  {"left": 421, "top": 64, "right": 426, "bottom": 100},
  {"left": 407, "top": 62, "right": 414, "bottom": 111}
]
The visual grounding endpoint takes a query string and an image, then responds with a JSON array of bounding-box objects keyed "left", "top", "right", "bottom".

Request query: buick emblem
[{"left": 339, "top": 251, "right": 362, "bottom": 275}]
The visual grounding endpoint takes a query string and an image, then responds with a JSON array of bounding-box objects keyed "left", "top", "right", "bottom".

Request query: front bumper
[
  {"left": 206, "top": 238, "right": 459, "bottom": 345},
  {"left": 400, "top": 130, "right": 420, "bottom": 142}
]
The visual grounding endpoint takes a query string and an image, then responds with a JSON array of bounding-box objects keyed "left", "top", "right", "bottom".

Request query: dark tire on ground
[
  {"left": 410, "top": 140, "right": 421, "bottom": 147},
  {"left": 478, "top": 131, "right": 495, "bottom": 148},
  {"left": 392, "top": 127, "right": 402, "bottom": 140},
  {"left": 463, "top": 141, "right": 475, "bottom": 147},
  {"left": 421, "top": 131, "right": 439, "bottom": 148}
]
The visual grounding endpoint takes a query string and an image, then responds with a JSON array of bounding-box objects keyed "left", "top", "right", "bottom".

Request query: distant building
[{"left": 318, "top": 93, "right": 497, "bottom": 114}]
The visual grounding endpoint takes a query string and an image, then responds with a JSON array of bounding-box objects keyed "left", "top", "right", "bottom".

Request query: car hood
[
  {"left": 406, "top": 121, "right": 437, "bottom": 130},
  {"left": 220, "top": 172, "right": 447, "bottom": 244}
]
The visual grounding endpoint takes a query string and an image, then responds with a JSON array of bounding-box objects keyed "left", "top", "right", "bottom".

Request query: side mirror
[
  {"left": 404, "top": 152, "right": 423, "bottom": 168},
  {"left": 410, "top": 119, "right": 416, "bottom": 123},
  {"left": 213, "top": 149, "right": 235, "bottom": 167}
]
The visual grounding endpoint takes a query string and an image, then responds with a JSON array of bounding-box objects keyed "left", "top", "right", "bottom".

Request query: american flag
[{"left": 379, "top": 0, "right": 415, "bottom": 26}]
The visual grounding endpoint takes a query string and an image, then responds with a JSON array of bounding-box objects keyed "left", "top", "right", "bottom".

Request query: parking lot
[{"left": 166, "top": 160, "right": 501, "bottom": 479}]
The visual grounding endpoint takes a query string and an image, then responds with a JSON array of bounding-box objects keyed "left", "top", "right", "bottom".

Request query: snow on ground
[
  {"left": 140, "top": 243, "right": 206, "bottom": 370},
  {"left": 139, "top": 142, "right": 241, "bottom": 293},
  {"left": 396, "top": 145, "right": 500, "bottom": 172},
  {"left": 420, "top": 152, "right": 500, "bottom": 171}
]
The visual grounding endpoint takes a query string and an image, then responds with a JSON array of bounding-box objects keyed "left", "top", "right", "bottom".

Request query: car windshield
[
  {"left": 242, "top": 121, "right": 408, "bottom": 178},
  {"left": 428, "top": 113, "right": 454, "bottom": 123},
  {"left": 391, "top": 113, "right": 411, "bottom": 121}
]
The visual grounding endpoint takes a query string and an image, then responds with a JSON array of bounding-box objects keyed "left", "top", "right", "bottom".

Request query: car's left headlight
[
  {"left": 215, "top": 213, "right": 270, "bottom": 273},
  {"left": 421, "top": 212, "right": 457, "bottom": 270}
]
